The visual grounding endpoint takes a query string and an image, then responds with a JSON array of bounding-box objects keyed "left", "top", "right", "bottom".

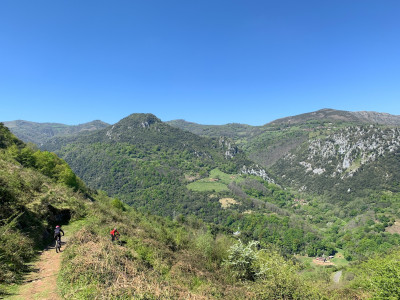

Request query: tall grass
[{"left": 58, "top": 198, "right": 253, "bottom": 299}]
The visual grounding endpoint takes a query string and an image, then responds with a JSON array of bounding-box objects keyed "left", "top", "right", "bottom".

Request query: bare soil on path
[
  {"left": 5, "top": 238, "right": 68, "bottom": 300},
  {"left": 333, "top": 270, "right": 342, "bottom": 283}
]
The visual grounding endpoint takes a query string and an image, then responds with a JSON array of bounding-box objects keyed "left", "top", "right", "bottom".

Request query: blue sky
[{"left": 1, "top": 0, "right": 400, "bottom": 126}]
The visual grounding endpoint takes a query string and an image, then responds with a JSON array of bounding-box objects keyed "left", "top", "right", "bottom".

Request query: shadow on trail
[
  {"left": 115, "top": 240, "right": 127, "bottom": 246},
  {"left": 2, "top": 238, "right": 68, "bottom": 298},
  {"left": 20, "top": 239, "right": 67, "bottom": 284}
]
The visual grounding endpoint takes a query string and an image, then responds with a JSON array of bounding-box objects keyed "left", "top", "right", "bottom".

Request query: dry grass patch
[
  {"left": 185, "top": 174, "right": 200, "bottom": 182},
  {"left": 385, "top": 221, "right": 400, "bottom": 234},
  {"left": 219, "top": 198, "right": 238, "bottom": 209}
]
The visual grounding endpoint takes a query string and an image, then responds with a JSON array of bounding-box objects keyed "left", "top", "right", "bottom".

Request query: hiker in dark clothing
[
  {"left": 54, "top": 225, "right": 65, "bottom": 245},
  {"left": 110, "top": 227, "right": 120, "bottom": 242}
]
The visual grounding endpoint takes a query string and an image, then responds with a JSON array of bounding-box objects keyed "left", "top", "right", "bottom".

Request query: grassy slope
[{"left": 58, "top": 196, "right": 254, "bottom": 299}]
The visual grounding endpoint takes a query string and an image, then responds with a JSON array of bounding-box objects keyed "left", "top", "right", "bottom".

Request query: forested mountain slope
[
  {"left": 3, "top": 119, "right": 109, "bottom": 145},
  {"left": 39, "top": 113, "right": 266, "bottom": 217}
]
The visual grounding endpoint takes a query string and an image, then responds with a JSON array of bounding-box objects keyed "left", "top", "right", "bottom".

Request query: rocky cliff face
[
  {"left": 298, "top": 125, "right": 400, "bottom": 178},
  {"left": 241, "top": 165, "right": 275, "bottom": 184},
  {"left": 272, "top": 125, "right": 400, "bottom": 197},
  {"left": 218, "top": 137, "right": 239, "bottom": 159}
]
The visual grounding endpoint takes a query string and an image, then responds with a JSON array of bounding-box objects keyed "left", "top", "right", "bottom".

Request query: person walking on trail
[
  {"left": 54, "top": 225, "right": 65, "bottom": 245},
  {"left": 110, "top": 227, "right": 120, "bottom": 242}
]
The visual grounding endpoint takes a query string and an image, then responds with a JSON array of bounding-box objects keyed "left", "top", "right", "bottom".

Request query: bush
[
  {"left": 0, "top": 228, "right": 35, "bottom": 283},
  {"left": 223, "top": 240, "right": 259, "bottom": 281},
  {"left": 110, "top": 198, "right": 125, "bottom": 211}
]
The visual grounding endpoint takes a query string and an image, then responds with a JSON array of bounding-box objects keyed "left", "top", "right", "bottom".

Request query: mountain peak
[{"left": 118, "top": 113, "right": 162, "bottom": 127}]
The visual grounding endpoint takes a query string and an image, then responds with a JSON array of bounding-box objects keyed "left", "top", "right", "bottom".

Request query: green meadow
[{"left": 187, "top": 168, "right": 243, "bottom": 192}]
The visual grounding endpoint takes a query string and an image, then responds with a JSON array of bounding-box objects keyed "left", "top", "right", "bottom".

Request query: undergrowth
[{"left": 58, "top": 195, "right": 253, "bottom": 299}]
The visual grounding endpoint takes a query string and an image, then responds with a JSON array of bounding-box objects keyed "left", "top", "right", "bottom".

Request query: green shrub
[
  {"left": 223, "top": 240, "right": 259, "bottom": 281},
  {"left": 0, "top": 229, "right": 35, "bottom": 283},
  {"left": 110, "top": 198, "right": 125, "bottom": 211},
  {"left": 352, "top": 248, "right": 400, "bottom": 299}
]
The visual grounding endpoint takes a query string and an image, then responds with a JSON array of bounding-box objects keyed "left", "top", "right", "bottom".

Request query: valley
[{"left": 2, "top": 108, "right": 400, "bottom": 299}]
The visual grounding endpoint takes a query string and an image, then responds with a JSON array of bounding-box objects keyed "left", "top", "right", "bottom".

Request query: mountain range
[
  {"left": 4, "top": 108, "right": 400, "bottom": 205},
  {"left": 2, "top": 108, "right": 400, "bottom": 298},
  {"left": 3, "top": 119, "right": 109, "bottom": 145}
]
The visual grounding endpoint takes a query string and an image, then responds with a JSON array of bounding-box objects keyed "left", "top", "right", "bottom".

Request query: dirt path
[
  {"left": 5, "top": 237, "right": 69, "bottom": 300},
  {"left": 333, "top": 270, "right": 342, "bottom": 283}
]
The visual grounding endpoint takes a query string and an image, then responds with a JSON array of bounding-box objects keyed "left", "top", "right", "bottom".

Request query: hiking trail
[
  {"left": 5, "top": 238, "right": 67, "bottom": 300},
  {"left": 333, "top": 270, "right": 342, "bottom": 284},
  {"left": 5, "top": 221, "right": 84, "bottom": 300}
]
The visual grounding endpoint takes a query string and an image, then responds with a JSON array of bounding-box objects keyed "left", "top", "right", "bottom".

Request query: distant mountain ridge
[
  {"left": 166, "top": 119, "right": 259, "bottom": 138},
  {"left": 167, "top": 109, "right": 400, "bottom": 134},
  {"left": 351, "top": 110, "right": 400, "bottom": 125},
  {"left": 3, "top": 119, "right": 110, "bottom": 145},
  {"left": 267, "top": 108, "right": 400, "bottom": 126},
  {"left": 6, "top": 109, "right": 400, "bottom": 146}
]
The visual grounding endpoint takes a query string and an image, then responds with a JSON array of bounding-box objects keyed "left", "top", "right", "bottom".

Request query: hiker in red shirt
[{"left": 110, "top": 227, "right": 120, "bottom": 242}]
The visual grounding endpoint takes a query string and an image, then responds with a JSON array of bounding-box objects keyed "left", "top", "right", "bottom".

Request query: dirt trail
[
  {"left": 6, "top": 237, "right": 68, "bottom": 300},
  {"left": 333, "top": 270, "right": 342, "bottom": 283}
]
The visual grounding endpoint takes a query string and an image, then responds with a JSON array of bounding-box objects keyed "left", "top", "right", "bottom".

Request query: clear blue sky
[{"left": 1, "top": 0, "right": 400, "bottom": 125}]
